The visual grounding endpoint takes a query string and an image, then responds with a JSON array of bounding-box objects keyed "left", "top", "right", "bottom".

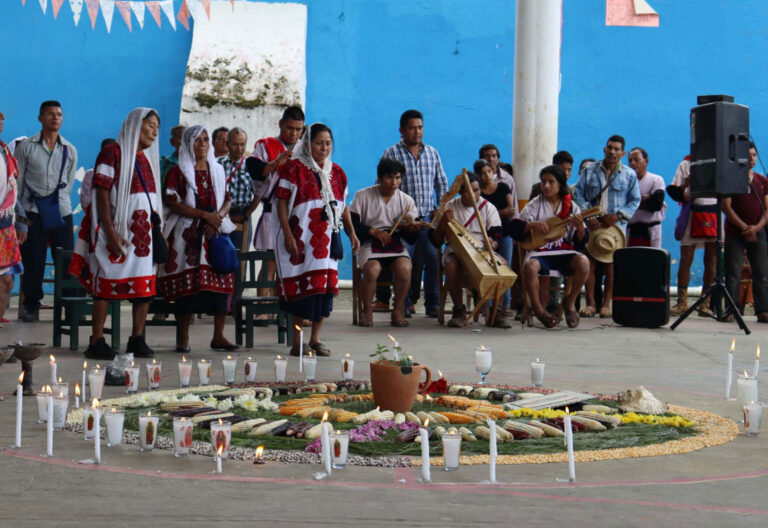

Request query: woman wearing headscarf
[
  {"left": 0, "top": 111, "right": 23, "bottom": 327},
  {"left": 275, "top": 123, "right": 359, "bottom": 357},
  {"left": 158, "top": 125, "right": 238, "bottom": 353},
  {"left": 70, "top": 108, "right": 163, "bottom": 359}
]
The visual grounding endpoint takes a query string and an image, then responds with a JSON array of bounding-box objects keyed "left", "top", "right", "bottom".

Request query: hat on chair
[{"left": 586, "top": 225, "right": 626, "bottom": 263}]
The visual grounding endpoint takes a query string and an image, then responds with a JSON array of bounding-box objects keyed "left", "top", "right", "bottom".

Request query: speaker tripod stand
[{"left": 670, "top": 197, "right": 750, "bottom": 335}]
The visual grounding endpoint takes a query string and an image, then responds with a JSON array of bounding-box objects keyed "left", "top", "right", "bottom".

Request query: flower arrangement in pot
[{"left": 369, "top": 343, "right": 431, "bottom": 413}]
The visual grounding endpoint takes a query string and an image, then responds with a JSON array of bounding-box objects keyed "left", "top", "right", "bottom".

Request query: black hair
[
  {"left": 143, "top": 109, "right": 160, "bottom": 126},
  {"left": 540, "top": 164, "right": 569, "bottom": 198},
  {"left": 39, "top": 100, "right": 61, "bottom": 115},
  {"left": 170, "top": 125, "right": 185, "bottom": 137},
  {"left": 473, "top": 159, "right": 492, "bottom": 176},
  {"left": 749, "top": 141, "right": 757, "bottom": 152},
  {"left": 309, "top": 123, "right": 333, "bottom": 142},
  {"left": 227, "top": 127, "right": 247, "bottom": 142},
  {"left": 465, "top": 171, "right": 479, "bottom": 185},
  {"left": 629, "top": 146, "right": 648, "bottom": 161},
  {"left": 552, "top": 150, "right": 574, "bottom": 166},
  {"left": 377, "top": 158, "right": 405, "bottom": 182},
  {"left": 578, "top": 158, "right": 596, "bottom": 174},
  {"left": 399, "top": 109, "right": 423, "bottom": 129},
  {"left": 499, "top": 162, "right": 514, "bottom": 176},
  {"left": 478, "top": 143, "right": 500, "bottom": 159},
  {"left": 100, "top": 138, "right": 116, "bottom": 149},
  {"left": 282, "top": 105, "right": 305, "bottom": 122},
  {"left": 212, "top": 127, "right": 229, "bottom": 142},
  {"left": 606, "top": 134, "right": 626, "bottom": 150}
]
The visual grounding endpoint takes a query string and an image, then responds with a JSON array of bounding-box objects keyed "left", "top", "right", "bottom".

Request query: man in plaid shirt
[
  {"left": 217, "top": 127, "right": 256, "bottom": 251},
  {"left": 377, "top": 109, "right": 448, "bottom": 317}
]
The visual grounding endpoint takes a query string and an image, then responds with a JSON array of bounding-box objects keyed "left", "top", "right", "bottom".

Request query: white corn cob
[
  {"left": 582, "top": 404, "right": 615, "bottom": 414},
  {"left": 427, "top": 412, "right": 450, "bottom": 424},
  {"left": 571, "top": 415, "right": 607, "bottom": 431},
  {"left": 528, "top": 420, "right": 564, "bottom": 437},
  {"left": 304, "top": 423, "right": 324, "bottom": 440},
  {"left": 405, "top": 411, "right": 421, "bottom": 424},
  {"left": 458, "top": 427, "right": 477, "bottom": 441},
  {"left": 394, "top": 413, "right": 406, "bottom": 425},
  {"left": 576, "top": 411, "right": 622, "bottom": 427},
  {"left": 471, "top": 387, "right": 496, "bottom": 399},
  {"left": 249, "top": 419, "right": 288, "bottom": 436},
  {"left": 503, "top": 420, "right": 545, "bottom": 438},
  {"left": 231, "top": 418, "right": 266, "bottom": 433}
]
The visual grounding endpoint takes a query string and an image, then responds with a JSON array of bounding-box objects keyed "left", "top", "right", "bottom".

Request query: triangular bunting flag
[
  {"left": 159, "top": 0, "right": 175, "bottom": 31},
  {"left": 146, "top": 1, "right": 161, "bottom": 28},
  {"left": 69, "top": 0, "right": 83, "bottom": 26},
  {"left": 129, "top": 1, "right": 144, "bottom": 29},
  {"left": 52, "top": 0, "right": 64, "bottom": 18},
  {"left": 85, "top": 0, "right": 99, "bottom": 29},
  {"left": 201, "top": 0, "right": 210, "bottom": 20},
  {"left": 21, "top": 1, "right": 27, "bottom": 7},
  {"left": 177, "top": 0, "right": 190, "bottom": 31},
  {"left": 186, "top": 0, "right": 199, "bottom": 21},
  {"left": 100, "top": 0, "right": 115, "bottom": 32},
  {"left": 229, "top": 0, "right": 234, "bottom": 11},
  {"left": 115, "top": 1, "right": 131, "bottom": 32},
  {"left": 38, "top": 0, "right": 48, "bottom": 14}
]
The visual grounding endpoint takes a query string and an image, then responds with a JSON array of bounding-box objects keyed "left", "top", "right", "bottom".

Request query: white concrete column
[{"left": 533, "top": 0, "right": 562, "bottom": 179}]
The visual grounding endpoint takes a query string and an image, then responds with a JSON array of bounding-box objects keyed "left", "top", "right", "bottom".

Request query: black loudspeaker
[
  {"left": 612, "top": 247, "right": 670, "bottom": 328},
  {"left": 690, "top": 96, "right": 750, "bottom": 198}
]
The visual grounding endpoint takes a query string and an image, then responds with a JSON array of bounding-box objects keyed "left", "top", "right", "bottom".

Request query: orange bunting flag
[
  {"left": 201, "top": 0, "right": 210, "bottom": 20},
  {"left": 115, "top": 1, "right": 131, "bottom": 32},
  {"left": 85, "top": 0, "right": 99, "bottom": 29},
  {"left": 146, "top": 1, "right": 162, "bottom": 28},
  {"left": 177, "top": 0, "right": 190, "bottom": 31},
  {"left": 52, "top": 0, "right": 64, "bottom": 18}
]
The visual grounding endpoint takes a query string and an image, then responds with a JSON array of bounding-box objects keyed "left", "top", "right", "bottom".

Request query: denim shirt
[{"left": 573, "top": 161, "right": 640, "bottom": 226}]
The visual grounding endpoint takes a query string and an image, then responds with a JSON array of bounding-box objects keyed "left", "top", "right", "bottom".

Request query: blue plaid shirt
[
  {"left": 217, "top": 155, "right": 253, "bottom": 208},
  {"left": 381, "top": 140, "right": 448, "bottom": 218},
  {"left": 573, "top": 161, "right": 640, "bottom": 226}
]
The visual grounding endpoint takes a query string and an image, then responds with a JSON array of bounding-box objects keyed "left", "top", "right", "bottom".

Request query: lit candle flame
[
  {"left": 147, "top": 411, "right": 152, "bottom": 417},
  {"left": 479, "top": 345, "right": 486, "bottom": 350},
  {"left": 565, "top": 406, "right": 570, "bottom": 414},
  {"left": 345, "top": 353, "right": 351, "bottom": 358},
  {"left": 387, "top": 334, "right": 398, "bottom": 345},
  {"left": 58, "top": 376, "right": 62, "bottom": 383},
  {"left": 276, "top": 355, "right": 282, "bottom": 360},
  {"left": 201, "top": 359, "right": 207, "bottom": 363},
  {"left": 295, "top": 324, "right": 302, "bottom": 332},
  {"left": 227, "top": 355, "right": 232, "bottom": 360},
  {"left": 111, "top": 408, "right": 117, "bottom": 414},
  {"left": 308, "top": 351, "right": 313, "bottom": 358},
  {"left": 536, "top": 358, "right": 540, "bottom": 363},
  {"left": 757, "top": 346, "right": 761, "bottom": 359},
  {"left": 49, "top": 354, "right": 56, "bottom": 363},
  {"left": 375, "top": 406, "right": 380, "bottom": 412},
  {"left": 744, "top": 370, "right": 749, "bottom": 377},
  {"left": 425, "top": 395, "right": 433, "bottom": 402},
  {"left": 83, "top": 361, "right": 87, "bottom": 369},
  {"left": 217, "top": 445, "right": 224, "bottom": 457},
  {"left": 92, "top": 398, "right": 100, "bottom": 409},
  {"left": 75, "top": 383, "right": 80, "bottom": 396},
  {"left": 218, "top": 418, "right": 223, "bottom": 425},
  {"left": 408, "top": 355, "right": 413, "bottom": 361},
  {"left": 248, "top": 356, "right": 253, "bottom": 361},
  {"left": 321, "top": 411, "right": 329, "bottom": 423},
  {"left": 255, "top": 446, "right": 264, "bottom": 458},
  {"left": 96, "top": 364, "right": 101, "bottom": 369},
  {"left": 58, "top": 391, "right": 63, "bottom": 398},
  {"left": 180, "top": 417, "right": 186, "bottom": 422},
  {"left": 18, "top": 372, "right": 24, "bottom": 384},
  {"left": 182, "top": 356, "right": 187, "bottom": 362},
  {"left": 423, "top": 418, "right": 430, "bottom": 428},
  {"left": 730, "top": 339, "right": 736, "bottom": 353},
  {"left": 437, "top": 369, "right": 443, "bottom": 378},
  {"left": 152, "top": 358, "right": 157, "bottom": 364}
]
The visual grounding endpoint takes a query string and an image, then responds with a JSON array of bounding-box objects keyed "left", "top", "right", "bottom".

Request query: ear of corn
[
  {"left": 495, "top": 424, "right": 514, "bottom": 442},
  {"left": 405, "top": 412, "right": 421, "bottom": 424},
  {"left": 231, "top": 418, "right": 266, "bottom": 433},
  {"left": 503, "top": 420, "right": 545, "bottom": 438},
  {"left": 249, "top": 419, "right": 288, "bottom": 436},
  {"left": 528, "top": 419, "right": 564, "bottom": 437},
  {"left": 433, "top": 426, "right": 447, "bottom": 439},
  {"left": 436, "top": 411, "right": 476, "bottom": 424},
  {"left": 570, "top": 415, "right": 607, "bottom": 431},
  {"left": 394, "top": 413, "right": 406, "bottom": 425},
  {"left": 304, "top": 423, "right": 324, "bottom": 440},
  {"left": 417, "top": 411, "right": 431, "bottom": 423},
  {"left": 458, "top": 427, "right": 477, "bottom": 441},
  {"left": 474, "top": 426, "right": 492, "bottom": 441},
  {"left": 583, "top": 404, "right": 615, "bottom": 414},
  {"left": 427, "top": 412, "right": 449, "bottom": 424},
  {"left": 576, "top": 411, "right": 622, "bottom": 427}
]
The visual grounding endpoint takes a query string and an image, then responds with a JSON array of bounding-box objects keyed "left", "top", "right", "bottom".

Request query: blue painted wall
[{"left": 1, "top": 0, "right": 765, "bottom": 286}]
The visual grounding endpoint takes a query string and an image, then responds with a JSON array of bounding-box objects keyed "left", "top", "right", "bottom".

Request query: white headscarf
[
  {"left": 169, "top": 125, "right": 235, "bottom": 235},
  {"left": 293, "top": 123, "right": 341, "bottom": 231},
  {"left": 113, "top": 108, "right": 162, "bottom": 240}
]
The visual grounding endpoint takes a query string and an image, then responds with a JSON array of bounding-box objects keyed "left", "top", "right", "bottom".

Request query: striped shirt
[
  {"left": 217, "top": 155, "right": 252, "bottom": 207},
  {"left": 381, "top": 140, "right": 448, "bottom": 218}
]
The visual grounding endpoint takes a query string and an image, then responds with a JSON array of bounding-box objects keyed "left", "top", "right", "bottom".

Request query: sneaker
[
  {"left": 491, "top": 315, "right": 512, "bottom": 329},
  {"left": 84, "top": 337, "right": 117, "bottom": 360},
  {"left": 21, "top": 306, "right": 39, "bottom": 323},
  {"left": 126, "top": 335, "right": 155, "bottom": 358},
  {"left": 372, "top": 301, "right": 390, "bottom": 312},
  {"left": 425, "top": 305, "right": 439, "bottom": 318},
  {"left": 447, "top": 304, "right": 467, "bottom": 328}
]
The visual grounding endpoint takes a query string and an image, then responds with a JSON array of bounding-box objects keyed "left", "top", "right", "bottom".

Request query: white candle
[
  {"left": 216, "top": 446, "right": 223, "bottom": 473},
  {"left": 105, "top": 408, "right": 125, "bottom": 447},
  {"left": 330, "top": 430, "right": 350, "bottom": 469},
  {"left": 88, "top": 367, "right": 105, "bottom": 400},
  {"left": 222, "top": 356, "right": 237, "bottom": 385},
  {"left": 726, "top": 341, "right": 734, "bottom": 400},
  {"left": 14, "top": 372, "right": 23, "bottom": 447},
  {"left": 81, "top": 361, "right": 87, "bottom": 404},
  {"left": 83, "top": 404, "right": 97, "bottom": 441},
  {"left": 36, "top": 388, "right": 50, "bottom": 424},
  {"left": 52, "top": 393, "right": 68, "bottom": 430},
  {"left": 441, "top": 429, "right": 462, "bottom": 471},
  {"left": 296, "top": 325, "right": 304, "bottom": 373},
  {"left": 93, "top": 403, "right": 101, "bottom": 464},
  {"left": 46, "top": 394, "right": 54, "bottom": 456},
  {"left": 52, "top": 381, "right": 68, "bottom": 399},
  {"left": 736, "top": 373, "right": 759, "bottom": 408},
  {"left": 49, "top": 355, "right": 57, "bottom": 385},
  {"left": 564, "top": 409, "right": 576, "bottom": 482},
  {"left": 744, "top": 402, "right": 763, "bottom": 436},
  {"left": 274, "top": 355, "right": 287, "bottom": 382},
  {"left": 753, "top": 346, "right": 760, "bottom": 378},
  {"left": 146, "top": 360, "right": 162, "bottom": 390},
  {"left": 210, "top": 420, "right": 232, "bottom": 460},
  {"left": 302, "top": 352, "right": 317, "bottom": 382},
  {"left": 74, "top": 383, "right": 81, "bottom": 409},
  {"left": 321, "top": 422, "right": 332, "bottom": 475},
  {"left": 124, "top": 363, "right": 140, "bottom": 393},
  {"left": 245, "top": 358, "right": 258, "bottom": 382},
  {"left": 178, "top": 357, "right": 192, "bottom": 387},
  {"left": 138, "top": 412, "right": 159, "bottom": 452},
  {"left": 531, "top": 359, "right": 545, "bottom": 388},
  {"left": 342, "top": 354, "right": 355, "bottom": 380},
  {"left": 419, "top": 420, "right": 431, "bottom": 482},
  {"left": 198, "top": 360, "right": 211, "bottom": 386},
  {"left": 173, "top": 417, "right": 193, "bottom": 457},
  {"left": 487, "top": 418, "right": 498, "bottom": 483}
]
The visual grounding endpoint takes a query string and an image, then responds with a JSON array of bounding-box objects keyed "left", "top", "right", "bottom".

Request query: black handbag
[
  {"left": 135, "top": 161, "right": 169, "bottom": 264},
  {"left": 27, "top": 145, "right": 67, "bottom": 231}
]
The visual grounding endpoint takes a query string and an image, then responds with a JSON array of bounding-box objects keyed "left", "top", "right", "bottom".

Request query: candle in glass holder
[
  {"left": 744, "top": 402, "right": 762, "bottom": 436},
  {"left": 441, "top": 429, "right": 462, "bottom": 471},
  {"left": 178, "top": 357, "right": 192, "bottom": 388},
  {"left": 88, "top": 366, "right": 106, "bottom": 400},
  {"left": 173, "top": 417, "right": 193, "bottom": 457},
  {"left": 531, "top": 359, "right": 545, "bottom": 388},
  {"left": 49, "top": 354, "right": 57, "bottom": 384},
  {"left": 105, "top": 408, "right": 125, "bottom": 447},
  {"left": 222, "top": 356, "right": 237, "bottom": 385},
  {"left": 138, "top": 412, "right": 159, "bottom": 452},
  {"left": 245, "top": 357, "right": 258, "bottom": 382},
  {"left": 302, "top": 352, "right": 317, "bottom": 382},
  {"left": 146, "top": 359, "right": 162, "bottom": 390},
  {"left": 124, "top": 363, "right": 140, "bottom": 393},
  {"left": 330, "top": 430, "right": 349, "bottom": 469},
  {"left": 52, "top": 380, "right": 69, "bottom": 399},
  {"left": 210, "top": 419, "right": 232, "bottom": 460},
  {"left": 36, "top": 386, "right": 51, "bottom": 424},
  {"left": 342, "top": 353, "right": 354, "bottom": 380},
  {"left": 198, "top": 359, "right": 211, "bottom": 386},
  {"left": 475, "top": 346, "right": 492, "bottom": 385},
  {"left": 52, "top": 392, "right": 68, "bottom": 430},
  {"left": 274, "top": 355, "right": 287, "bottom": 382},
  {"left": 736, "top": 372, "right": 759, "bottom": 408},
  {"left": 83, "top": 402, "right": 98, "bottom": 441}
]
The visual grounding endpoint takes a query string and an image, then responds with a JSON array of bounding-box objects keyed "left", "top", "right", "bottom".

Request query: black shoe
[
  {"left": 84, "top": 337, "right": 117, "bottom": 360},
  {"left": 425, "top": 306, "right": 439, "bottom": 318},
  {"left": 127, "top": 335, "right": 154, "bottom": 358},
  {"left": 21, "top": 307, "right": 39, "bottom": 323},
  {"left": 210, "top": 340, "right": 240, "bottom": 351}
]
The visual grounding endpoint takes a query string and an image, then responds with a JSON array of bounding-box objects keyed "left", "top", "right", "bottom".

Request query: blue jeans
[
  {"left": 405, "top": 228, "right": 439, "bottom": 310},
  {"left": 497, "top": 235, "right": 515, "bottom": 308}
]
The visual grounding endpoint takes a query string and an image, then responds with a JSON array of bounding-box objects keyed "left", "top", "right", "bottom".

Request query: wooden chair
[
  {"left": 234, "top": 250, "right": 290, "bottom": 347},
  {"left": 143, "top": 297, "right": 181, "bottom": 343},
  {"left": 517, "top": 249, "right": 573, "bottom": 327},
  {"left": 52, "top": 248, "right": 121, "bottom": 351},
  {"left": 351, "top": 253, "right": 397, "bottom": 325}
]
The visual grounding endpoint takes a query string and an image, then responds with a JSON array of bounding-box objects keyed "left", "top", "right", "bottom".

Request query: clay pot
[{"left": 370, "top": 361, "right": 432, "bottom": 413}]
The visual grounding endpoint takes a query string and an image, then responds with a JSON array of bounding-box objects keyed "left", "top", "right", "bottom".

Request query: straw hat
[{"left": 586, "top": 225, "right": 626, "bottom": 263}]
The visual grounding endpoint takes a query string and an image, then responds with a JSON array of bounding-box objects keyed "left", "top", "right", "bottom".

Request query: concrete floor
[{"left": 1, "top": 292, "right": 767, "bottom": 527}]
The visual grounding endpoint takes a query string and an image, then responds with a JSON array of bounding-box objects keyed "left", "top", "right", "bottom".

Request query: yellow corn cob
[
  {"left": 436, "top": 411, "right": 476, "bottom": 424},
  {"left": 570, "top": 415, "right": 607, "bottom": 431},
  {"left": 249, "top": 419, "right": 288, "bottom": 436},
  {"left": 427, "top": 412, "right": 449, "bottom": 424},
  {"left": 458, "top": 427, "right": 477, "bottom": 441},
  {"left": 231, "top": 418, "right": 266, "bottom": 433},
  {"left": 405, "top": 412, "right": 421, "bottom": 424},
  {"left": 417, "top": 411, "right": 431, "bottom": 424},
  {"left": 528, "top": 419, "right": 564, "bottom": 437},
  {"left": 296, "top": 406, "right": 330, "bottom": 418},
  {"left": 304, "top": 423, "right": 324, "bottom": 440},
  {"left": 502, "top": 420, "right": 545, "bottom": 438}
]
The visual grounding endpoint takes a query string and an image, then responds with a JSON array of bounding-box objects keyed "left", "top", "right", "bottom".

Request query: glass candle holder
[
  {"left": 245, "top": 359, "right": 258, "bottom": 382},
  {"left": 736, "top": 374, "right": 759, "bottom": 408},
  {"left": 198, "top": 360, "right": 211, "bottom": 386},
  {"left": 124, "top": 365, "right": 140, "bottom": 393},
  {"left": 210, "top": 420, "right": 232, "bottom": 460},
  {"left": 744, "top": 402, "right": 762, "bottom": 436},
  {"left": 475, "top": 347, "right": 492, "bottom": 385},
  {"left": 52, "top": 381, "right": 69, "bottom": 399},
  {"left": 88, "top": 368, "right": 106, "bottom": 400},
  {"left": 341, "top": 355, "right": 355, "bottom": 380},
  {"left": 222, "top": 357, "right": 237, "bottom": 385},
  {"left": 105, "top": 408, "right": 125, "bottom": 447},
  {"left": 330, "top": 430, "right": 350, "bottom": 469},
  {"left": 36, "top": 391, "right": 50, "bottom": 424},
  {"left": 302, "top": 354, "right": 317, "bottom": 382},
  {"left": 138, "top": 412, "right": 159, "bottom": 452},
  {"left": 146, "top": 361, "right": 162, "bottom": 390},
  {"left": 52, "top": 395, "right": 69, "bottom": 430},
  {"left": 83, "top": 404, "right": 98, "bottom": 441},
  {"left": 441, "top": 431, "right": 462, "bottom": 471},
  {"left": 178, "top": 361, "right": 193, "bottom": 388},
  {"left": 274, "top": 356, "right": 287, "bottom": 382},
  {"left": 173, "top": 417, "right": 194, "bottom": 457},
  {"left": 530, "top": 360, "right": 545, "bottom": 388}
]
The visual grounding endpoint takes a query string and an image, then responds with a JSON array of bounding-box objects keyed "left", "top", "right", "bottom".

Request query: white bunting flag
[
  {"left": 187, "top": 0, "right": 201, "bottom": 22},
  {"left": 129, "top": 1, "right": 145, "bottom": 29},
  {"left": 159, "top": 0, "right": 175, "bottom": 31},
  {"left": 38, "top": 0, "right": 48, "bottom": 14},
  {"left": 100, "top": 0, "right": 115, "bottom": 32}
]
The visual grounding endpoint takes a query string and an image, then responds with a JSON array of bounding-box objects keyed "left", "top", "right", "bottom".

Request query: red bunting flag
[
  {"left": 52, "top": 0, "right": 64, "bottom": 18},
  {"left": 115, "top": 1, "right": 131, "bottom": 32},
  {"left": 201, "top": 0, "right": 210, "bottom": 20},
  {"left": 177, "top": 0, "right": 190, "bottom": 31},
  {"left": 229, "top": 0, "right": 234, "bottom": 11},
  {"left": 85, "top": 0, "right": 100, "bottom": 29},
  {"left": 146, "top": 1, "right": 161, "bottom": 28}
]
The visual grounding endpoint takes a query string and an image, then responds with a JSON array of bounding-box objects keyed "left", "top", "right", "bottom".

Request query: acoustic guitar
[{"left": 520, "top": 205, "right": 602, "bottom": 250}]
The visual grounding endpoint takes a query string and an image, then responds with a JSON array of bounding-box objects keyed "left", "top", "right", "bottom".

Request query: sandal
[
  {"left": 309, "top": 342, "right": 331, "bottom": 357},
  {"left": 579, "top": 305, "right": 597, "bottom": 318},
  {"left": 390, "top": 318, "right": 409, "bottom": 327},
  {"left": 534, "top": 311, "right": 558, "bottom": 329},
  {"left": 599, "top": 307, "right": 612, "bottom": 319},
  {"left": 565, "top": 308, "right": 580, "bottom": 328},
  {"left": 358, "top": 319, "right": 374, "bottom": 327},
  {"left": 290, "top": 343, "right": 311, "bottom": 356},
  {"left": 175, "top": 345, "right": 191, "bottom": 354}
]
